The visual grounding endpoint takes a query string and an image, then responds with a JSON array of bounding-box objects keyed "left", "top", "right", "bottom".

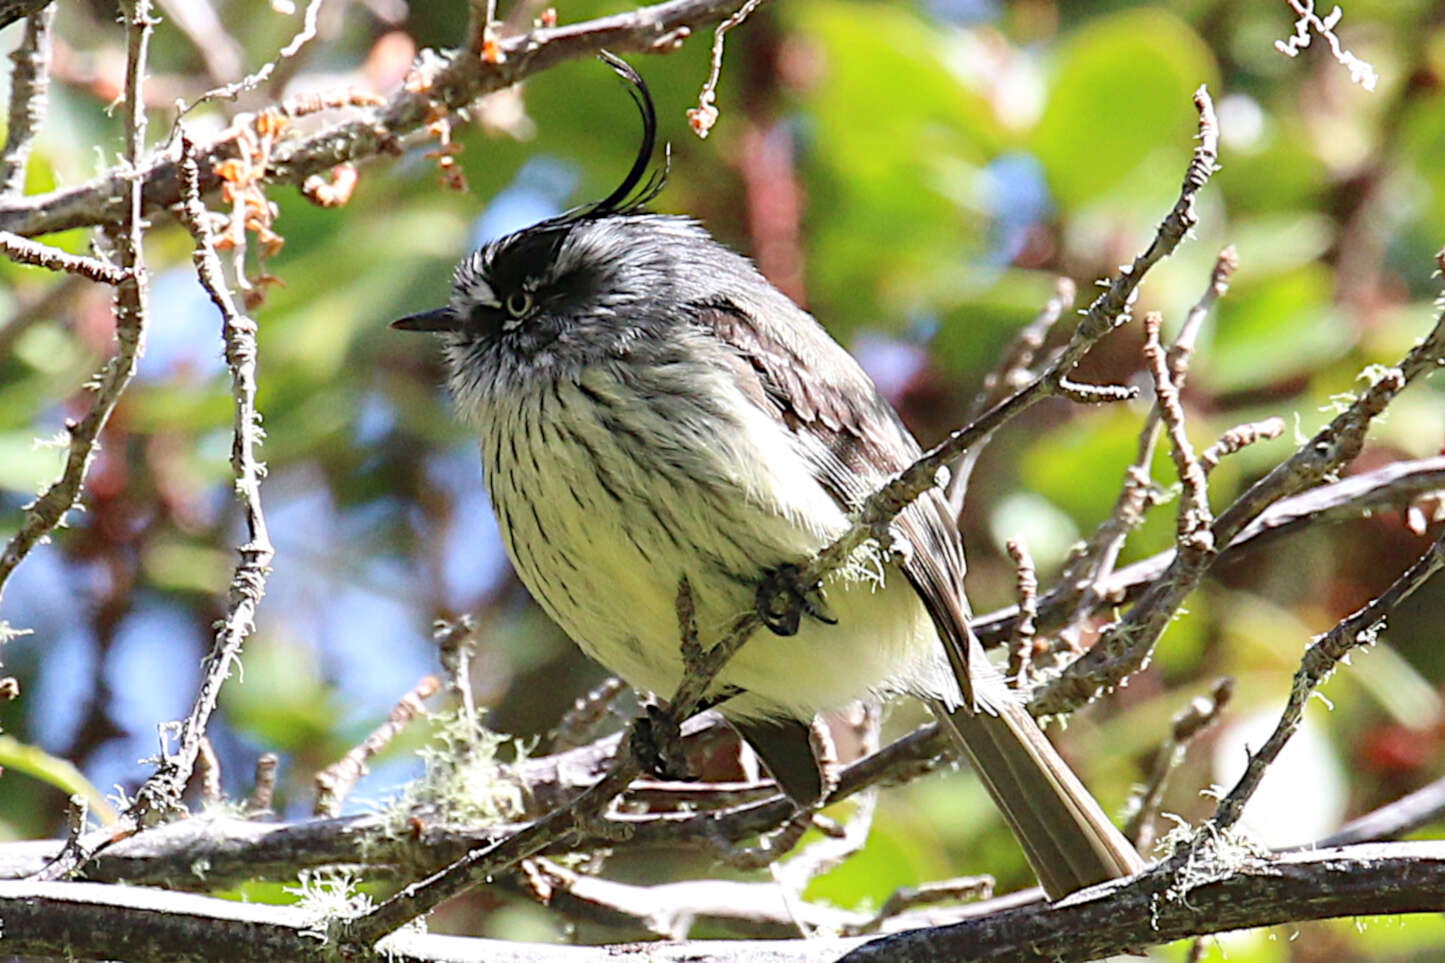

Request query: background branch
[
  {"left": 0, "top": 0, "right": 754, "bottom": 239},
  {"left": 0, "top": 2, "right": 54, "bottom": 194}
]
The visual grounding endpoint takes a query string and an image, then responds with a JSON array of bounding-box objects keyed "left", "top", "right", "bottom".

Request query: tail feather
[
  {"left": 732, "top": 717, "right": 826, "bottom": 807},
  {"left": 935, "top": 697, "right": 1144, "bottom": 900}
]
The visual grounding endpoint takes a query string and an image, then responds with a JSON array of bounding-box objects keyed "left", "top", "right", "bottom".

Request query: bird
[{"left": 393, "top": 53, "right": 1144, "bottom": 899}]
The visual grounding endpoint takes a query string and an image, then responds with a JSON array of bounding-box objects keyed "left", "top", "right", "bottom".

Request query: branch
[
  {"left": 1142, "top": 311, "right": 1213, "bottom": 553},
  {"left": 0, "top": 0, "right": 49, "bottom": 32},
  {"left": 0, "top": 0, "right": 754, "bottom": 239},
  {"left": 1125, "top": 678, "right": 1233, "bottom": 852},
  {"left": 1311, "top": 771, "right": 1445, "bottom": 848},
  {"left": 798, "top": 87, "right": 1218, "bottom": 604},
  {"left": 946, "top": 276, "right": 1076, "bottom": 515},
  {"left": 1275, "top": 0, "right": 1378, "bottom": 91},
  {"left": 182, "top": 0, "right": 326, "bottom": 111},
  {"left": 1050, "top": 247, "right": 1236, "bottom": 648},
  {"left": 0, "top": 230, "right": 131, "bottom": 283},
  {"left": 10, "top": 843, "right": 1445, "bottom": 962},
  {"left": 840, "top": 842, "right": 1445, "bottom": 963},
  {"left": 314, "top": 676, "right": 440, "bottom": 817}
]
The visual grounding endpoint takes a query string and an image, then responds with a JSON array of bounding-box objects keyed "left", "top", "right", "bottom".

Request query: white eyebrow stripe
[{"left": 460, "top": 276, "right": 500, "bottom": 307}]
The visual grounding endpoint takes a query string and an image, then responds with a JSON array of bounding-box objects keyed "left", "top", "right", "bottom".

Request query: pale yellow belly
[{"left": 481, "top": 367, "right": 955, "bottom": 720}]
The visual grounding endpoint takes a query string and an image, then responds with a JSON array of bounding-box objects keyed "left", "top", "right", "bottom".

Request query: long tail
[{"left": 934, "top": 696, "right": 1145, "bottom": 900}]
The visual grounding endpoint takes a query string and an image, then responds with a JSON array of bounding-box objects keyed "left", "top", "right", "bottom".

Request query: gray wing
[{"left": 694, "top": 299, "right": 980, "bottom": 708}]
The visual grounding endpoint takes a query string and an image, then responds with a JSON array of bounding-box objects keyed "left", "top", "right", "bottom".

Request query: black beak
[{"left": 391, "top": 308, "right": 461, "bottom": 332}]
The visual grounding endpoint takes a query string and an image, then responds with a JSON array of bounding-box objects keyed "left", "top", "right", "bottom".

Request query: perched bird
[{"left": 394, "top": 54, "right": 1143, "bottom": 899}]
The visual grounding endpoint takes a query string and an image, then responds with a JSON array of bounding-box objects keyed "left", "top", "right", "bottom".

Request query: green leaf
[
  {"left": 1031, "top": 9, "right": 1218, "bottom": 209},
  {"left": 1203, "top": 264, "right": 1353, "bottom": 392},
  {"left": 0, "top": 734, "right": 118, "bottom": 824}
]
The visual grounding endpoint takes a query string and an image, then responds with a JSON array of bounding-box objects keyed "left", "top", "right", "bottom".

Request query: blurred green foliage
[{"left": 2, "top": 0, "right": 1445, "bottom": 958}]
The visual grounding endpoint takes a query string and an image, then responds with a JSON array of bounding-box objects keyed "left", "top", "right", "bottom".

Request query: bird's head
[{"left": 392, "top": 53, "right": 688, "bottom": 389}]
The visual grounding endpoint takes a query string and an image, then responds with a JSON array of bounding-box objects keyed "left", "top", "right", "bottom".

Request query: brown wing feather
[{"left": 694, "top": 300, "right": 980, "bottom": 708}]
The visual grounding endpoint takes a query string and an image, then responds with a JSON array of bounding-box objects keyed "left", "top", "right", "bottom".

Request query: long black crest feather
[{"left": 583, "top": 51, "right": 667, "bottom": 218}]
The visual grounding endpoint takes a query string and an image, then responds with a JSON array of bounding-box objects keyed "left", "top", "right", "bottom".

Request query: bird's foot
[
  {"left": 631, "top": 702, "right": 691, "bottom": 781},
  {"left": 756, "top": 563, "right": 837, "bottom": 637}
]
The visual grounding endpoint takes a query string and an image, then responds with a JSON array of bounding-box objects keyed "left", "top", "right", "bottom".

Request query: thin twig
[
  {"left": 0, "top": 230, "right": 132, "bottom": 284},
  {"left": 850, "top": 876, "right": 994, "bottom": 936},
  {"left": 1125, "top": 678, "right": 1232, "bottom": 852},
  {"left": 179, "top": 0, "right": 328, "bottom": 113},
  {"left": 1142, "top": 311, "right": 1214, "bottom": 553},
  {"left": 0, "top": 0, "right": 153, "bottom": 613},
  {"left": 246, "top": 753, "right": 279, "bottom": 816},
  {"left": 710, "top": 810, "right": 814, "bottom": 872},
  {"left": 0, "top": 3, "right": 55, "bottom": 195},
  {"left": 1053, "top": 246, "right": 1236, "bottom": 647},
  {"left": 775, "top": 789, "right": 878, "bottom": 897},
  {"left": 947, "top": 276, "right": 1077, "bottom": 515},
  {"left": 126, "top": 128, "right": 274, "bottom": 828},
  {"left": 686, "top": 0, "right": 768, "bottom": 138},
  {"left": 1200, "top": 418, "right": 1286, "bottom": 474},
  {"left": 1003, "top": 539, "right": 1038, "bottom": 689},
  {"left": 519, "top": 857, "right": 870, "bottom": 937},
  {"left": 196, "top": 737, "right": 222, "bottom": 808},
  {"left": 1310, "top": 771, "right": 1445, "bottom": 849},
  {"left": 1274, "top": 0, "right": 1378, "bottom": 91},
  {"left": 315, "top": 676, "right": 441, "bottom": 818},
  {"left": 32, "top": 795, "right": 90, "bottom": 882},
  {"left": 434, "top": 617, "right": 479, "bottom": 733},
  {"left": 552, "top": 677, "right": 628, "bottom": 752}
]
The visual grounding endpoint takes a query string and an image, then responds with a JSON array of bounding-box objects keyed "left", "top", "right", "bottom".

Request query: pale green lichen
[
  {"left": 286, "top": 869, "right": 376, "bottom": 941},
  {"left": 375, "top": 708, "right": 528, "bottom": 838}
]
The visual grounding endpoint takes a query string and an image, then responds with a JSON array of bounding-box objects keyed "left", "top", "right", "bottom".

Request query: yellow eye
[{"left": 505, "top": 291, "right": 533, "bottom": 318}]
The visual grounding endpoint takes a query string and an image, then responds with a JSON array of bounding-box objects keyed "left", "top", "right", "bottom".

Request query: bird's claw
[
  {"left": 631, "top": 702, "right": 691, "bottom": 781},
  {"left": 757, "top": 563, "right": 837, "bottom": 637}
]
